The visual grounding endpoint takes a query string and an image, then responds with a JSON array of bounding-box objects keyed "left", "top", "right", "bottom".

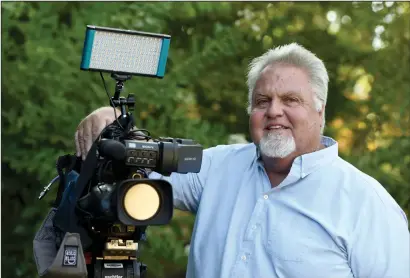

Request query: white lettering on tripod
[{"left": 104, "top": 263, "right": 123, "bottom": 268}]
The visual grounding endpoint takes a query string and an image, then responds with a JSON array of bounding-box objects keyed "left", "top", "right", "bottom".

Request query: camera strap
[
  {"left": 53, "top": 142, "right": 99, "bottom": 249},
  {"left": 53, "top": 154, "right": 80, "bottom": 208},
  {"left": 72, "top": 142, "right": 98, "bottom": 202}
]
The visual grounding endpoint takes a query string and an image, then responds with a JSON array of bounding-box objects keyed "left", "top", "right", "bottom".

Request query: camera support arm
[{"left": 111, "top": 73, "right": 135, "bottom": 131}]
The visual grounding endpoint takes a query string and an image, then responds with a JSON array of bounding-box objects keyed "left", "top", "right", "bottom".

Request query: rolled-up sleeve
[
  {"left": 149, "top": 147, "right": 214, "bottom": 213},
  {"left": 349, "top": 188, "right": 409, "bottom": 278}
]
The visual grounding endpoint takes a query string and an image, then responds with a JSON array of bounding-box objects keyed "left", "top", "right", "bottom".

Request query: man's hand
[{"left": 75, "top": 106, "right": 120, "bottom": 160}]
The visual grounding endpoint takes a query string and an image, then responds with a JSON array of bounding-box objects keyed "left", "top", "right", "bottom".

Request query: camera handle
[{"left": 111, "top": 73, "right": 135, "bottom": 132}]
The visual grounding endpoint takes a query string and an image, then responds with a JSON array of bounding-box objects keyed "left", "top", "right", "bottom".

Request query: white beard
[{"left": 259, "top": 130, "right": 296, "bottom": 158}]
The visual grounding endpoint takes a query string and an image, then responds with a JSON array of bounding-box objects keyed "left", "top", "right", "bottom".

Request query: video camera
[{"left": 33, "top": 25, "right": 203, "bottom": 278}]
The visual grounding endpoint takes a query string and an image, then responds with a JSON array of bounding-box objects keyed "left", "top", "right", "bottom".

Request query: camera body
[
  {"left": 75, "top": 126, "right": 203, "bottom": 233},
  {"left": 124, "top": 138, "right": 202, "bottom": 175}
]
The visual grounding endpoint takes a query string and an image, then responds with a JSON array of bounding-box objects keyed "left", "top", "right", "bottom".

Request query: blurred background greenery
[{"left": 1, "top": 1, "right": 409, "bottom": 277}]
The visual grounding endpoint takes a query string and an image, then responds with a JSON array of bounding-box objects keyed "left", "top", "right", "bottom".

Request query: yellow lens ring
[
  {"left": 131, "top": 172, "right": 144, "bottom": 179},
  {"left": 123, "top": 183, "right": 161, "bottom": 221}
]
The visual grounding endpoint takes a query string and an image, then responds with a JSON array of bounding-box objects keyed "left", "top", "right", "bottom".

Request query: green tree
[{"left": 2, "top": 2, "right": 409, "bottom": 277}]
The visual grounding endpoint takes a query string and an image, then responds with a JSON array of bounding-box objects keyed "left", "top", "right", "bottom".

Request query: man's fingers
[
  {"left": 77, "top": 127, "right": 86, "bottom": 160},
  {"left": 84, "top": 117, "right": 94, "bottom": 159},
  {"left": 74, "top": 130, "right": 81, "bottom": 157},
  {"left": 92, "top": 117, "right": 106, "bottom": 142},
  {"left": 75, "top": 108, "right": 118, "bottom": 161},
  {"left": 106, "top": 118, "right": 114, "bottom": 130}
]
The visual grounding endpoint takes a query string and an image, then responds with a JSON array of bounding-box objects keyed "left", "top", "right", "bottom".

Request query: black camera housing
[{"left": 123, "top": 138, "right": 203, "bottom": 176}]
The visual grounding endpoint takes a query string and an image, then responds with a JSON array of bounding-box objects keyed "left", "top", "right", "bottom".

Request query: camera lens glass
[{"left": 123, "top": 183, "right": 160, "bottom": 221}]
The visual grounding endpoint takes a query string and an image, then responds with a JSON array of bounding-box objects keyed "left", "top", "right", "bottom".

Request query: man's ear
[
  {"left": 318, "top": 104, "right": 325, "bottom": 116},
  {"left": 318, "top": 104, "right": 325, "bottom": 126}
]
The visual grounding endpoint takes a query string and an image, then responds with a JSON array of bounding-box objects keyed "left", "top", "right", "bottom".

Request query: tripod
[
  {"left": 88, "top": 74, "right": 147, "bottom": 278},
  {"left": 88, "top": 234, "right": 147, "bottom": 278}
]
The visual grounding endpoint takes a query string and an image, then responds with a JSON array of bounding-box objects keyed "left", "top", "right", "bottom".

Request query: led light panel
[{"left": 80, "top": 25, "right": 171, "bottom": 78}]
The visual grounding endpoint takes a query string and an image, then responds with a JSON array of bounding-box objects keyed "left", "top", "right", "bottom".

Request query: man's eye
[
  {"left": 284, "top": 97, "right": 299, "bottom": 104},
  {"left": 256, "top": 99, "right": 269, "bottom": 105}
]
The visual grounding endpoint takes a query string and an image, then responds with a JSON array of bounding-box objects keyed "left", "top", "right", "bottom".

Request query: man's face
[{"left": 249, "top": 63, "right": 323, "bottom": 158}]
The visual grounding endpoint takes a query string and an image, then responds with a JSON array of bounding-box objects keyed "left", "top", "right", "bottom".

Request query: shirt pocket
[
  {"left": 263, "top": 204, "right": 310, "bottom": 263},
  {"left": 265, "top": 225, "right": 309, "bottom": 263}
]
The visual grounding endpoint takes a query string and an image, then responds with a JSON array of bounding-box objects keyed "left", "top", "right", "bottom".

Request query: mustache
[{"left": 264, "top": 131, "right": 290, "bottom": 138}]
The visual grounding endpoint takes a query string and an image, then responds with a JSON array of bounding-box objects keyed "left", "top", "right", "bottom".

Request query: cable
[
  {"left": 98, "top": 72, "right": 154, "bottom": 143},
  {"left": 129, "top": 129, "right": 152, "bottom": 141}
]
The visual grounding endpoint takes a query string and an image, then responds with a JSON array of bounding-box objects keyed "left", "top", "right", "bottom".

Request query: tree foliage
[{"left": 2, "top": 2, "right": 409, "bottom": 277}]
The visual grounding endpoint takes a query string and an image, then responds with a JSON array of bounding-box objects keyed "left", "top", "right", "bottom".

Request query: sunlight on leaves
[
  {"left": 331, "top": 117, "right": 344, "bottom": 129},
  {"left": 366, "top": 140, "right": 378, "bottom": 151},
  {"left": 326, "top": 10, "right": 338, "bottom": 23},
  {"left": 336, "top": 127, "right": 354, "bottom": 154},
  {"left": 357, "top": 121, "right": 367, "bottom": 130},
  {"left": 372, "top": 2, "right": 385, "bottom": 13},
  {"left": 352, "top": 74, "right": 373, "bottom": 101},
  {"left": 341, "top": 15, "right": 352, "bottom": 24}
]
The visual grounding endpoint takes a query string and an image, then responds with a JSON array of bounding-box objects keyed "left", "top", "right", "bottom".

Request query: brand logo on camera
[
  {"left": 184, "top": 157, "right": 197, "bottom": 161},
  {"left": 104, "top": 275, "right": 123, "bottom": 278},
  {"left": 141, "top": 145, "right": 154, "bottom": 149}
]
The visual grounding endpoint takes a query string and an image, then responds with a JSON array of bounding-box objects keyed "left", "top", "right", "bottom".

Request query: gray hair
[{"left": 246, "top": 43, "right": 329, "bottom": 133}]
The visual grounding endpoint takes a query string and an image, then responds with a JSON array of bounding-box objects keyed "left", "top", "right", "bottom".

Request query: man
[{"left": 75, "top": 43, "right": 409, "bottom": 278}]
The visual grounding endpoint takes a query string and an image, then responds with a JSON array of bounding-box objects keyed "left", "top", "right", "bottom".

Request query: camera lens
[{"left": 123, "top": 183, "right": 160, "bottom": 221}]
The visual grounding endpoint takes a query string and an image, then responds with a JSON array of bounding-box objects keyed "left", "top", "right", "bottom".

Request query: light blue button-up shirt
[{"left": 150, "top": 136, "right": 409, "bottom": 278}]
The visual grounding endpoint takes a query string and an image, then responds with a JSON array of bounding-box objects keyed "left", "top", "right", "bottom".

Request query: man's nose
[{"left": 266, "top": 99, "right": 284, "bottom": 118}]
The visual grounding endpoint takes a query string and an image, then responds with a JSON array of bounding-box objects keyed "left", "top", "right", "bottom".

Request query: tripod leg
[
  {"left": 93, "top": 260, "right": 102, "bottom": 278},
  {"left": 130, "top": 261, "right": 147, "bottom": 278}
]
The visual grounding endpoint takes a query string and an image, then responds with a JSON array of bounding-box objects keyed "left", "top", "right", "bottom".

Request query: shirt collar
[{"left": 254, "top": 136, "right": 339, "bottom": 178}]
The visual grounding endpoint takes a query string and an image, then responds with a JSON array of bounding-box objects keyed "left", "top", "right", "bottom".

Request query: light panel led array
[{"left": 80, "top": 25, "right": 171, "bottom": 78}]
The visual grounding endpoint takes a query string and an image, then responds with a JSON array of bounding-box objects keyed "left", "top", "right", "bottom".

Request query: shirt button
[
  {"left": 252, "top": 225, "right": 257, "bottom": 230},
  {"left": 241, "top": 255, "right": 247, "bottom": 261},
  {"left": 263, "top": 195, "right": 269, "bottom": 200}
]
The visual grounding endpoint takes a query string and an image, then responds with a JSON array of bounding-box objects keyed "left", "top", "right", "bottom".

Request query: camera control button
[{"left": 127, "top": 157, "right": 135, "bottom": 164}]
